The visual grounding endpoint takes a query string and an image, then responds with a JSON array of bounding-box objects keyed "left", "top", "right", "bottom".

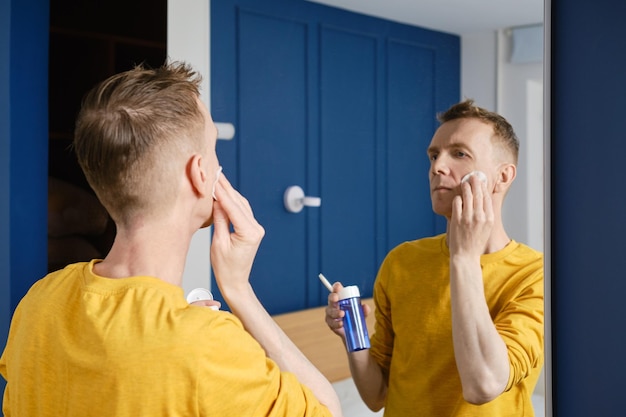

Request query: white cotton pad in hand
[{"left": 461, "top": 170, "right": 487, "bottom": 184}]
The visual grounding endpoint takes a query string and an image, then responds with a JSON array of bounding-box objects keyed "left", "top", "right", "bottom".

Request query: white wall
[
  {"left": 461, "top": 32, "right": 497, "bottom": 111},
  {"left": 495, "top": 28, "right": 544, "bottom": 251},
  {"left": 168, "top": 0, "right": 213, "bottom": 295},
  {"left": 462, "top": 29, "right": 544, "bottom": 251}
]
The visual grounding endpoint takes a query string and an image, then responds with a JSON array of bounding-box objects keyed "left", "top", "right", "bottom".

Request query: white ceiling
[{"left": 307, "top": 0, "right": 544, "bottom": 35}]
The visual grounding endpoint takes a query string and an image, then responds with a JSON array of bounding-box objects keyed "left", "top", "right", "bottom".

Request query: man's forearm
[
  {"left": 449, "top": 255, "right": 509, "bottom": 404},
  {"left": 347, "top": 349, "right": 387, "bottom": 411},
  {"left": 224, "top": 284, "right": 343, "bottom": 417}
]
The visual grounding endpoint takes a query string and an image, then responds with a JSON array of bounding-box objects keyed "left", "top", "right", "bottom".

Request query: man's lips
[{"left": 432, "top": 185, "right": 455, "bottom": 192}]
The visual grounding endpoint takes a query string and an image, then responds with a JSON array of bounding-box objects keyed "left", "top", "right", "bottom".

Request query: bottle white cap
[
  {"left": 186, "top": 288, "right": 213, "bottom": 303},
  {"left": 338, "top": 285, "right": 361, "bottom": 300},
  {"left": 186, "top": 288, "right": 219, "bottom": 311}
]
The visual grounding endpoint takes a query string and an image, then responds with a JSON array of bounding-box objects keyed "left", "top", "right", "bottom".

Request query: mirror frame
[{"left": 543, "top": 0, "right": 552, "bottom": 416}]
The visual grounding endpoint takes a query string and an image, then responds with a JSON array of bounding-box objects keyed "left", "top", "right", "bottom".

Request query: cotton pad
[{"left": 461, "top": 170, "right": 487, "bottom": 185}]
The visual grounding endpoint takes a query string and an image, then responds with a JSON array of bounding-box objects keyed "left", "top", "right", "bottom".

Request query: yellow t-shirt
[
  {"left": 0, "top": 261, "right": 331, "bottom": 417},
  {"left": 369, "top": 234, "right": 544, "bottom": 416}
]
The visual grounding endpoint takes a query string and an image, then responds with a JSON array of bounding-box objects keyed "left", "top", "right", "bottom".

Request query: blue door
[{"left": 211, "top": 0, "right": 458, "bottom": 314}]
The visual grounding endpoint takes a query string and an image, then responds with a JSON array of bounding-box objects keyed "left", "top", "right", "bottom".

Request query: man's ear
[
  {"left": 187, "top": 154, "right": 208, "bottom": 197},
  {"left": 494, "top": 163, "right": 516, "bottom": 193}
]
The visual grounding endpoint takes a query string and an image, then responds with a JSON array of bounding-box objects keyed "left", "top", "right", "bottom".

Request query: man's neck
[
  {"left": 445, "top": 221, "right": 511, "bottom": 255},
  {"left": 92, "top": 219, "right": 193, "bottom": 287}
]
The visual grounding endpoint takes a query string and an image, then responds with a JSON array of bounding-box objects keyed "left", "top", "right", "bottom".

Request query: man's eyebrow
[
  {"left": 445, "top": 142, "right": 473, "bottom": 153},
  {"left": 447, "top": 141, "right": 469, "bottom": 149}
]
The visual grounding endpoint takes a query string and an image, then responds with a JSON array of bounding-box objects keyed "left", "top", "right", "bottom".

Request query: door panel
[
  {"left": 212, "top": 0, "right": 458, "bottom": 314},
  {"left": 238, "top": 11, "right": 310, "bottom": 313},
  {"left": 319, "top": 27, "right": 378, "bottom": 292},
  {"left": 387, "top": 40, "right": 439, "bottom": 246}
]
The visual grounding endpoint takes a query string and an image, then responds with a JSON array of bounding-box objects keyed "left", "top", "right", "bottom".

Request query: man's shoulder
[
  {"left": 389, "top": 233, "right": 445, "bottom": 255},
  {"left": 24, "top": 262, "right": 88, "bottom": 299},
  {"left": 510, "top": 241, "right": 544, "bottom": 264}
]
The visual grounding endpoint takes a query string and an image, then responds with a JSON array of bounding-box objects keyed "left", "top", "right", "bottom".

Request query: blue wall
[
  {"left": 7, "top": 0, "right": 49, "bottom": 312},
  {"left": 0, "top": 0, "right": 49, "bottom": 357},
  {"left": 551, "top": 0, "right": 626, "bottom": 415},
  {"left": 1, "top": 0, "right": 12, "bottom": 358}
]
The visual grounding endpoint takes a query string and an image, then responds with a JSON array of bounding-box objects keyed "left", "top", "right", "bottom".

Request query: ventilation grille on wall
[{"left": 509, "top": 24, "right": 543, "bottom": 64}]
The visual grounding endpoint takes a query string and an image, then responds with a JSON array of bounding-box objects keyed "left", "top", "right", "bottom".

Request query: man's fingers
[
  {"left": 212, "top": 174, "right": 265, "bottom": 243},
  {"left": 190, "top": 299, "right": 222, "bottom": 309},
  {"left": 451, "top": 195, "right": 463, "bottom": 221},
  {"left": 210, "top": 200, "right": 231, "bottom": 241},
  {"left": 362, "top": 303, "right": 372, "bottom": 318}
]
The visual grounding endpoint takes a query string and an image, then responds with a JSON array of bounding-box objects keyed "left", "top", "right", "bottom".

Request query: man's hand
[
  {"left": 448, "top": 173, "right": 494, "bottom": 258},
  {"left": 325, "top": 282, "right": 384, "bottom": 412},
  {"left": 190, "top": 299, "right": 222, "bottom": 310},
  {"left": 210, "top": 174, "right": 265, "bottom": 298},
  {"left": 325, "top": 282, "right": 371, "bottom": 339}
]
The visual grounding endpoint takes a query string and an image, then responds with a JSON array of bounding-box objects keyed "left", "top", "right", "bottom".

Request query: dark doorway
[{"left": 47, "top": 0, "right": 166, "bottom": 271}]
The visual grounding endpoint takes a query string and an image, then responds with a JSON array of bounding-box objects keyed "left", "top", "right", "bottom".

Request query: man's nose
[{"left": 431, "top": 155, "right": 450, "bottom": 176}]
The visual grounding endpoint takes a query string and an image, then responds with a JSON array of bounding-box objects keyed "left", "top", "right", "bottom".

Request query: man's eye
[
  {"left": 455, "top": 151, "right": 467, "bottom": 158},
  {"left": 429, "top": 154, "right": 438, "bottom": 161}
]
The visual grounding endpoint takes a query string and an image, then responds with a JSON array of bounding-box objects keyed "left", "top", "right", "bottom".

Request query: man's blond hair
[
  {"left": 438, "top": 99, "right": 519, "bottom": 164},
  {"left": 73, "top": 61, "right": 205, "bottom": 225}
]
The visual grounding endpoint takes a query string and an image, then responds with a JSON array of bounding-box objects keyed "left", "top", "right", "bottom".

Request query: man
[
  {"left": 0, "top": 62, "right": 342, "bottom": 417},
  {"left": 325, "top": 100, "right": 543, "bottom": 416}
]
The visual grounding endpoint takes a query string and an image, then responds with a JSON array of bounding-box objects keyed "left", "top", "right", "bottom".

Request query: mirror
[{"left": 170, "top": 0, "right": 548, "bottom": 415}]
